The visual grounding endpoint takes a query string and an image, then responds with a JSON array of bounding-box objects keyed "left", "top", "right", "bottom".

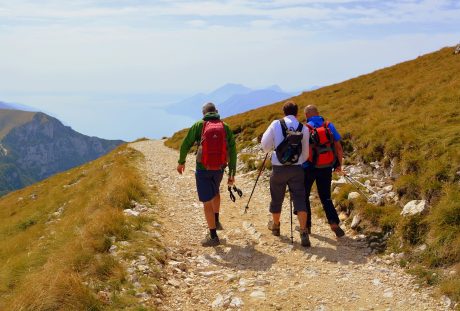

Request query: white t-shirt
[{"left": 261, "top": 115, "right": 309, "bottom": 166}]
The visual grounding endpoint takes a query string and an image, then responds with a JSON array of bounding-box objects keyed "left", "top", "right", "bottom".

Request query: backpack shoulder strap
[
  {"left": 279, "top": 119, "right": 288, "bottom": 138},
  {"left": 305, "top": 122, "right": 314, "bottom": 131},
  {"left": 199, "top": 121, "right": 207, "bottom": 143},
  {"left": 296, "top": 122, "right": 303, "bottom": 132}
]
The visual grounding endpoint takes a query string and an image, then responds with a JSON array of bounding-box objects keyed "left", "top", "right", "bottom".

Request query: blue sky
[{"left": 0, "top": 0, "right": 459, "bottom": 140}]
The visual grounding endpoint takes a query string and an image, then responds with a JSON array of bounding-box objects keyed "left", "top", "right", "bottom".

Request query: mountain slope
[
  {"left": 0, "top": 145, "right": 162, "bottom": 310},
  {"left": 0, "top": 110, "right": 124, "bottom": 195}
]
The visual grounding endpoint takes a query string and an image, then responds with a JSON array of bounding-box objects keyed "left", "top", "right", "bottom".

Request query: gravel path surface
[{"left": 131, "top": 140, "right": 446, "bottom": 311}]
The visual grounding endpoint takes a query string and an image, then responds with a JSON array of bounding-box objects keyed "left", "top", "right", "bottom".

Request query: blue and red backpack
[{"left": 305, "top": 121, "right": 337, "bottom": 168}]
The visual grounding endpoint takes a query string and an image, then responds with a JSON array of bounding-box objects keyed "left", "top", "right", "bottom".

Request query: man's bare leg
[
  {"left": 212, "top": 194, "right": 223, "bottom": 229},
  {"left": 297, "top": 211, "right": 310, "bottom": 247},
  {"left": 297, "top": 211, "right": 307, "bottom": 230},
  {"left": 203, "top": 199, "right": 216, "bottom": 229}
]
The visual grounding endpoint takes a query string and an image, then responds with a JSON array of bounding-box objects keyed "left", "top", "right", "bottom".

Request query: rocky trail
[{"left": 130, "top": 140, "right": 448, "bottom": 311}]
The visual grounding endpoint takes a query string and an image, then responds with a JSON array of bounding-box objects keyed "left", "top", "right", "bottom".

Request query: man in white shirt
[{"left": 261, "top": 101, "right": 311, "bottom": 247}]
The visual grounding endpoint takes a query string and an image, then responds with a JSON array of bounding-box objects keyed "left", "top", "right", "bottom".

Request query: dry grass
[{"left": 0, "top": 145, "right": 159, "bottom": 310}]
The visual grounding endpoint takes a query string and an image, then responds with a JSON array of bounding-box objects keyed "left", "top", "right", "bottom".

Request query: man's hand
[
  {"left": 228, "top": 176, "right": 235, "bottom": 186},
  {"left": 177, "top": 164, "right": 185, "bottom": 175},
  {"left": 334, "top": 166, "right": 344, "bottom": 175}
]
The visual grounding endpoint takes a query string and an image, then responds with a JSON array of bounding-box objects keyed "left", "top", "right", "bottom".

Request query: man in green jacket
[{"left": 177, "top": 102, "right": 237, "bottom": 246}]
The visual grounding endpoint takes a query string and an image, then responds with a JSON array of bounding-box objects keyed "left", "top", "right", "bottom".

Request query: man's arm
[
  {"left": 334, "top": 140, "right": 344, "bottom": 173},
  {"left": 261, "top": 121, "right": 276, "bottom": 152},
  {"left": 177, "top": 122, "right": 201, "bottom": 174},
  {"left": 301, "top": 125, "right": 309, "bottom": 163}
]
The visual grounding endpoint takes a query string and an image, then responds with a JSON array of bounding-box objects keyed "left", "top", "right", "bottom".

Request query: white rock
[
  {"left": 441, "top": 295, "right": 452, "bottom": 308},
  {"left": 401, "top": 200, "right": 427, "bottom": 216},
  {"left": 372, "top": 279, "right": 382, "bottom": 286},
  {"left": 167, "top": 279, "right": 180, "bottom": 288},
  {"left": 211, "top": 294, "right": 225, "bottom": 308},
  {"left": 200, "top": 271, "right": 219, "bottom": 277},
  {"left": 255, "top": 279, "right": 270, "bottom": 286},
  {"left": 229, "top": 297, "right": 244, "bottom": 308},
  {"left": 369, "top": 194, "right": 384, "bottom": 206},
  {"left": 331, "top": 177, "right": 347, "bottom": 190},
  {"left": 315, "top": 305, "right": 327, "bottom": 311},
  {"left": 348, "top": 192, "right": 360, "bottom": 200},
  {"left": 382, "top": 185, "right": 393, "bottom": 192},
  {"left": 351, "top": 215, "right": 361, "bottom": 229},
  {"left": 383, "top": 288, "right": 393, "bottom": 298},
  {"left": 123, "top": 209, "right": 140, "bottom": 217},
  {"left": 249, "top": 290, "right": 266, "bottom": 300}
]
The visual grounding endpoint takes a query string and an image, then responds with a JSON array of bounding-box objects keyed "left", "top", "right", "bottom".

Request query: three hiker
[
  {"left": 177, "top": 102, "right": 237, "bottom": 247},
  {"left": 177, "top": 100, "right": 344, "bottom": 248},
  {"left": 261, "top": 101, "right": 311, "bottom": 247},
  {"left": 303, "top": 104, "right": 345, "bottom": 237}
]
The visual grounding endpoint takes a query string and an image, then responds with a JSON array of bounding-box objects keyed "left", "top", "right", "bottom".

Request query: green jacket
[{"left": 178, "top": 112, "right": 237, "bottom": 176}]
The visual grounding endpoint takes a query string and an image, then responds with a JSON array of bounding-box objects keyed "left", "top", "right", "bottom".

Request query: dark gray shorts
[
  {"left": 269, "top": 165, "right": 307, "bottom": 214},
  {"left": 195, "top": 169, "right": 224, "bottom": 202}
]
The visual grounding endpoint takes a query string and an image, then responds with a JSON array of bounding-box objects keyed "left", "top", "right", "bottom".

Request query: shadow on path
[
  {"left": 204, "top": 242, "right": 277, "bottom": 272},
  {"left": 274, "top": 234, "right": 368, "bottom": 264}
]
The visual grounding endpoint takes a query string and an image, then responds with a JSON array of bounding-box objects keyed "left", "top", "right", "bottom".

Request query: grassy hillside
[
  {"left": 0, "top": 145, "right": 162, "bottom": 310},
  {"left": 0, "top": 109, "right": 36, "bottom": 139},
  {"left": 166, "top": 46, "right": 460, "bottom": 301}
]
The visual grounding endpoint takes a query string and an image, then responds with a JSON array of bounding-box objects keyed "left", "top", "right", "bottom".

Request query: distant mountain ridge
[
  {"left": 167, "top": 83, "right": 298, "bottom": 119},
  {"left": 0, "top": 109, "right": 124, "bottom": 195}
]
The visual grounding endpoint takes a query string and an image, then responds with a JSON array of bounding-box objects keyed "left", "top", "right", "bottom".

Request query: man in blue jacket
[{"left": 303, "top": 105, "right": 345, "bottom": 238}]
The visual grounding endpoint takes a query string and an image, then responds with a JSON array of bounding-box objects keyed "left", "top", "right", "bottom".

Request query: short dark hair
[
  {"left": 202, "top": 102, "right": 217, "bottom": 114},
  {"left": 283, "top": 101, "right": 298, "bottom": 116}
]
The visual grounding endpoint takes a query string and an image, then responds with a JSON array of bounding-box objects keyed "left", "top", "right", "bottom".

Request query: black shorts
[{"left": 195, "top": 169, "right": 224, "bottom": 202}]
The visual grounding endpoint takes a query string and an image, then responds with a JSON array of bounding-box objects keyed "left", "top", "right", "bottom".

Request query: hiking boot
[
  {"left": 300, "top": 230, "right": 311, "bottom": 247},
  {"left": 330, "top": 224, "right": 345, "bottom": 238},
  {"left": 216, "top": 221, "right": 224, "bottom": 231},
  {"left": 201, "top": 234, "right": 220, "bottom": 247},
  {"left": 267, "top": 220, "right": 280, "bottom": 236}
]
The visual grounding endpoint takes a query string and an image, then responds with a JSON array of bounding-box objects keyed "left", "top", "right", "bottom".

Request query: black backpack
[{"left": 275, "top": 119, "right": 304, "bottom": 165}]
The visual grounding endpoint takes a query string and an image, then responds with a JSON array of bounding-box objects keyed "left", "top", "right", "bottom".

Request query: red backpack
[
  {"left": 198, "top": 120, "right": 228, "bottom": 170},
  {"left": 306, "top": 121, "right": 337, "bottom": 168}
]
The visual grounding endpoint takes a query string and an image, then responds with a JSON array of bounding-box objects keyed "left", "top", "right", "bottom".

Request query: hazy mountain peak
[{"left": 264, "top": 85, "right": 284, "bottom": 92}]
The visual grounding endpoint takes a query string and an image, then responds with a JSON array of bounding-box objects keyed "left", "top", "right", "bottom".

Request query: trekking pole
[
  {"left": 244, "top": 153, "right": 269, "bottom": 214},
  {"left": 343, "top": 173, "right": 378, "bottom": 194},
  {"left": 343, "top": 174, "right": 372, "bottom": 201}
]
